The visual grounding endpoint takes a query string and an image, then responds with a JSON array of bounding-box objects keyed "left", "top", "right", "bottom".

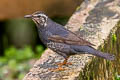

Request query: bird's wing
[{"left": 48, "top": 32, "right": 95, "bottom": 46}]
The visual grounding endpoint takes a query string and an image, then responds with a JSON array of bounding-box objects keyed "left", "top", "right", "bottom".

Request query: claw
[
  {"left": 49, "top": 66, "right": 66, "bottom": 72},
  {"left": 49, "top": 57, "right": 72, "bottom": 72},
  {"left": 56, "top": 57, "right": 72, "bottom": 66},
  {"left": 56, "top": 62, "right": 72, "bottom": 66},
  {"left": 49, "top": 57, "right": 73, "bottom": 72}
]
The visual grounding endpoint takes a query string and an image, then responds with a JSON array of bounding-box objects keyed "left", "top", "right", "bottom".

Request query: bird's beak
[{"left": 24, "top": 14, "right": 33, "bottom": 18}]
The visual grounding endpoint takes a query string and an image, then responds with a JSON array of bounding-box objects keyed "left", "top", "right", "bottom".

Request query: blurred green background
[{"left": 0, "top": 15, "right": 70, "bottom": 80}]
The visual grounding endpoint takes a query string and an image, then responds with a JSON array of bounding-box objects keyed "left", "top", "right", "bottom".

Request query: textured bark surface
[{"left": 23, "top": 0, "right": 120, "bottom": 80}]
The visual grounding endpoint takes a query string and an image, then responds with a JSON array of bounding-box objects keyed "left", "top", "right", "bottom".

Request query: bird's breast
[{"left": 37, "top": 28, "right": 51, "bottom": 45}]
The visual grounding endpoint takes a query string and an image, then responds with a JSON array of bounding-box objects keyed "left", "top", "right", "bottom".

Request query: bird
[{"left": 24, "top": 11, "right": 115, "bottom": 71}]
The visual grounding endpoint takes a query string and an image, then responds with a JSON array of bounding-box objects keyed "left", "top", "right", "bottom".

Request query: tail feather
[
  {"left": 92, "top": 51, "right": 115, "bottom": 60},
  {"left": 71, "top": 45, "right": 115, "bottom": 60}
]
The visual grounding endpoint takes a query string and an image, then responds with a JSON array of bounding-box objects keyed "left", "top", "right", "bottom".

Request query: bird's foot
[
  {"left": 49, "top": 66, "right": 66, "bottom": 72},
  {"left": 56, "top": 57, "right": 72, "bottom": 66},
  {"left": 56, "top": 62, "right": 72, "bottom": 66},
  {"left": 49, "top": 57, "right": 72, "bottom": 72}
]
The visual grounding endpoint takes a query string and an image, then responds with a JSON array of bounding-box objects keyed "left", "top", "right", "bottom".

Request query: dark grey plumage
[{"left": 24, "top": 11, "right": 115, "bottom": 61}]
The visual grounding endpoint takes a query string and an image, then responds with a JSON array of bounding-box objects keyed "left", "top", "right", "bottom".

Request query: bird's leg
[
  {"left": 56, "top": 57, "right": 72, "bottom": 66},
  {"left": 50, "top": 66, "right": 66, "bottom": 72},
  {"left": 50, "top": 57, "right": 72, "bottom": 72}
]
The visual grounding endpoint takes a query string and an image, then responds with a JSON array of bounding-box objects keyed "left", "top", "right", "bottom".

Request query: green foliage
[
  {"left": 115, "top": 75, "right": 120, "bottom": 80},
  {"left": 5, "top": 46, "right": 34, "bottom": 61},
  {"left": 52, "top": 16, "right": 69, "bottom": 25},
  {"left": 35, "top": 45, "right": 44, "bottom": 58},
  {"left": 112, "top": 33, "right": 117, "bottom": 43},
  {"left": 0, "top": 45, "right": 44, "bottom": 80}
]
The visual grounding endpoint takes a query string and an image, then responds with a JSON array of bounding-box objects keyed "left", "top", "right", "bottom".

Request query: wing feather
[{"left": 48, "top": 33, "right": 95, "bottom": 46}]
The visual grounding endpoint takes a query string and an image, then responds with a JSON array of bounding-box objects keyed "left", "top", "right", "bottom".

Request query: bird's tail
[
  {"left": 71, "top": 45, "right": 115, "bottom": 60},
  {"left": 91, "top": 50, "right": 115, "bottom": 60}
]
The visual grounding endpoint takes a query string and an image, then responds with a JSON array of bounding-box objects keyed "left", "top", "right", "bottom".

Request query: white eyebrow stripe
[{"left": 39, "top": 14, "right": 48, "bottom": 18}]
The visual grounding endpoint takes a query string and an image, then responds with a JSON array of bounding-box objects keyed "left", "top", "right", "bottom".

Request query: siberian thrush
[{"left": 24, "top": 11, "right": 115, "bottom": 71}]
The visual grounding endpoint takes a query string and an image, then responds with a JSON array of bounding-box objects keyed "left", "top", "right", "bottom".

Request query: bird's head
[{"left": 24, "top": 11, "right": 48, "bottom": 27}]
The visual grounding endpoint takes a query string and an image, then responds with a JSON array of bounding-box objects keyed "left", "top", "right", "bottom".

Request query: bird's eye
[
  {"left": 37, "top": 14, "right": 42, "bottom": 17},
  {"left": 38, "top": 15, "right": 41, "bottom": 17}
]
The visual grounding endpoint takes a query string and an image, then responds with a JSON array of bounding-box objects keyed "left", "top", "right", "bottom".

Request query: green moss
[
  {"left": 79, "top": 20, "right": 120, "bottom": 80},
  {"left": 76, "top": 6, "right": 81, "bottom": 11}
]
